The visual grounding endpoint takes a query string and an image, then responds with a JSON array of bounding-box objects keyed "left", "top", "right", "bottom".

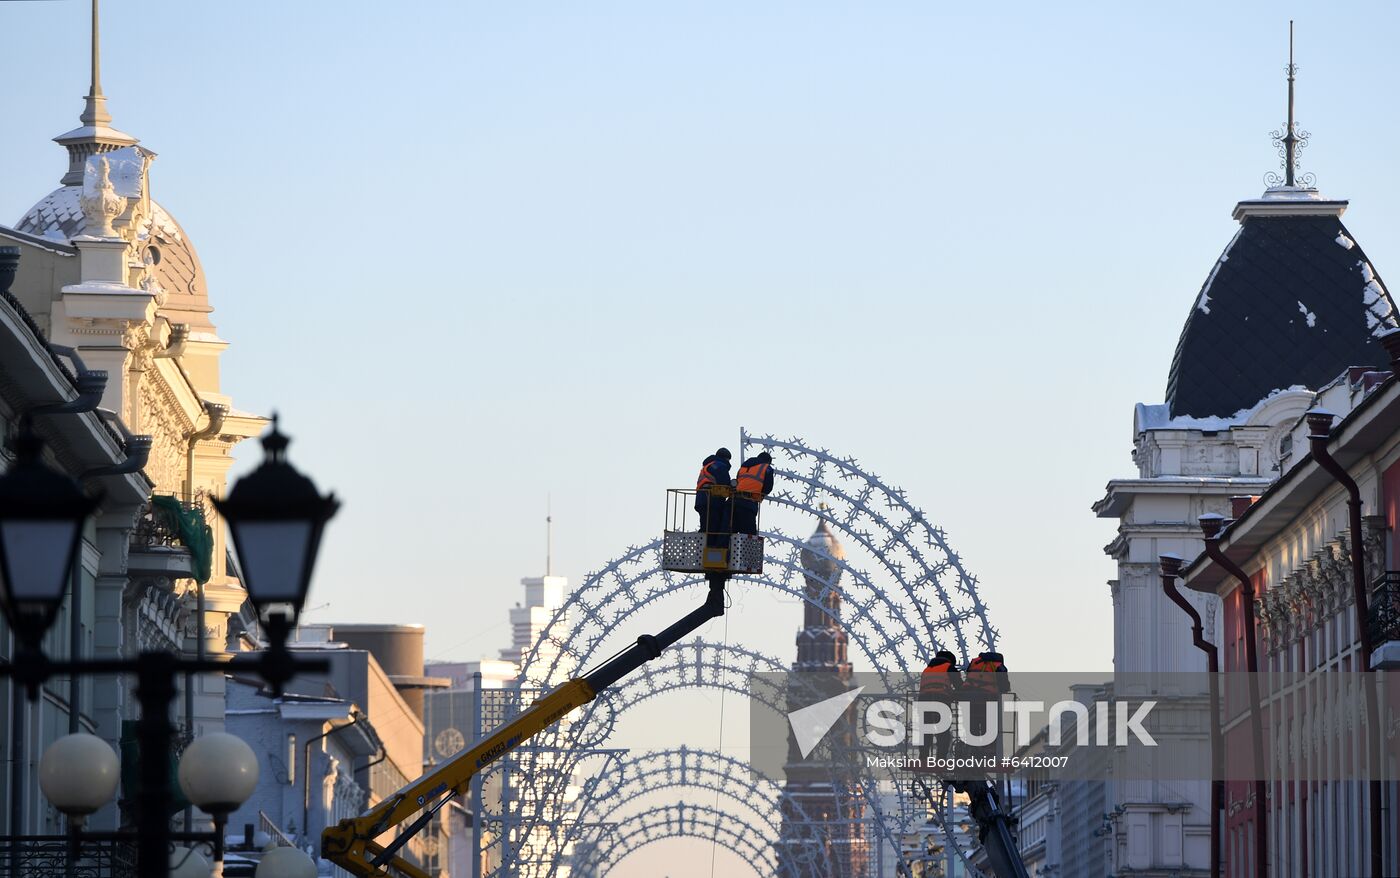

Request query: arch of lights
[
  {"left": 567, "top": 746, "right": 834, "bottom": 878},
  {"left": 483, "top": 431, "right": 997, "bottom": 878},
  {"left": 572, "top": 802, "right": 774, "bottom": 878}
]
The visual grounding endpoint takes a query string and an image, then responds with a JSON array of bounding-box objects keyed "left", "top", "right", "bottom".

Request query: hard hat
[
  {"left": 757, "top": 451, "right": 773, "bottom": 464},
  {"left": 935, "top": 650, "right": 957, "bottom": 663},
  {"left": 716, "top": 447, "right": 732, "bottom": 460}
]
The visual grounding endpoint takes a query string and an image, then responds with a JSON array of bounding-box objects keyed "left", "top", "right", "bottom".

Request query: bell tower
[{"left": 777, "top": 516, "right": 869, "bottom": 877}]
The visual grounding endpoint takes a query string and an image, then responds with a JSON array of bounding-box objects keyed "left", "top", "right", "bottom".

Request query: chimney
[{"left": 1229, "top": 496, "right": 1259, "bottom": 519}]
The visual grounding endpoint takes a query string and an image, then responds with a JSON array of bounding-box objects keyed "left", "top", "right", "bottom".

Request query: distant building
[
  {"left": 225, "top": 623, "right": 444, "bottom": 875},
  {"left": 425, "top": 573, "right": 573, "bottom": 878}
]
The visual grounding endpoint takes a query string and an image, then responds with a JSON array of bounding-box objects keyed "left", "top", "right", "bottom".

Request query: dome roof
[
  {"left": 1165, "top": 195, "right": 1399, "bottom": 419},
  {"left": 16, "top": 185, "right": 213, "bottom": 329}
]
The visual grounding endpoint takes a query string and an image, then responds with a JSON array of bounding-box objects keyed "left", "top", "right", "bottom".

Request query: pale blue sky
[
  {"left": 6, "top": 0, "right": 1400, "bottom": 667},
  {"left": 6, "top": 6, "right": 1400, "bottom": 869}
]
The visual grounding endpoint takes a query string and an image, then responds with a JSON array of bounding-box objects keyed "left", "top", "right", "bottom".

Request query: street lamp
[
  {"left": 178, "top": 732, "right": 259, "bottom": 814},
  {"left": 1, "top": 420, "right": 334, "bottom": 877},
  {"left": 176, "top": 732, "right": 260, "bottom": 866},
  {"left": 40, "top": 731, "right": 260, "bottom": 866},
  {"left": 37, "top": 733, "right": 119, "bottom": 825},
  {"left": 214, "top": 415, "right": 338, "bottom": 636},
  {"left": 0, "top": 426, "right": 99, "bottom": 652}
]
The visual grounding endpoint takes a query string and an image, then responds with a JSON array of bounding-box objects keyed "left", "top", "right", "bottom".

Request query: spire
[
  {"left": 81, "top": 0, "right": 106, "bottom": 126},
  {"left": 1267, "top": 21, "right": 1313, "bottom": 190},
  {"left": 54, "top": 0, "right": 138, "bottom": 186}
]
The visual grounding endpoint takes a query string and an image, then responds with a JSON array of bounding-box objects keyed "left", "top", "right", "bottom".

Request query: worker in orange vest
[
  {"left": 695, "top": 448, "right": 732, "bottom": 537},
  {"left": 732, "top": 452, "right": 774, "bottom": 535},
  {"left": 918, "top": 650, "right": 960, "bottom": 764},
  {"left": 962, "top": 651, "right": 1009, "bottom": 762}
]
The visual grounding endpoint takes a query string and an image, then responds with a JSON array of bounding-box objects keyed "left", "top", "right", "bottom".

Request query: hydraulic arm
[{"left": 322, "top": 577, "right": 728, "bottom": 878}]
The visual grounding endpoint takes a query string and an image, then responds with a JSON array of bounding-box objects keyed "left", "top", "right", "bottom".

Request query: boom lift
[
  {"left": 321, "top": 488, "right": 763, "bottom": 877},
  {"left": 321, "top": 487, "right": 1031, "bottom": 878}
]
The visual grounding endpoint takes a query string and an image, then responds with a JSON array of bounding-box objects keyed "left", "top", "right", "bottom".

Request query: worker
[
  {"left": 732, "top": 451, "right": 774, "bottom": 535},
  {"left": 695, "top": 448, "right": 733, "bottom": 538},
  {"left": 961, "top": 651, "right": 1009, "bottom": 764},
  {"left": 918, "top": 650, "right": 960, "bottom": 767}
]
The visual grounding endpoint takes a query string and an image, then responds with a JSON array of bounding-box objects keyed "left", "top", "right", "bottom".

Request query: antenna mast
[{"left": 546, "top": 495, "right": 553, "bottom": 576}]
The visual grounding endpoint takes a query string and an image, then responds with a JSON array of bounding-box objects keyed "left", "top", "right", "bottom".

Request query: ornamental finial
[{"left": 1267, "top": 21, "right": 1314, "bottom": 189}]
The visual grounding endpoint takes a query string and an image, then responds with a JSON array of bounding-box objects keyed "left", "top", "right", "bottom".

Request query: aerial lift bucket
[{"left": 661, "top": 487, "right": 764, "bottom": 575}]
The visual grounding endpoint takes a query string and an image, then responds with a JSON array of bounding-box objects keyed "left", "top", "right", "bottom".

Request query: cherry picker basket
[{"left": 662, "top": 487, "right": 764, "bottom": 575}]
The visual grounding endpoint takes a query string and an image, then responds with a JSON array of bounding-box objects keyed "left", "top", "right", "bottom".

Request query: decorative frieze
[{"left": 1259, "top": 531, "right": 1370, "bottom": 654}]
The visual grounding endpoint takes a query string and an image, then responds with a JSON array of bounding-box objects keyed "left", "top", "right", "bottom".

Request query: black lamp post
[{"left": 0, "top": 418, "right": 335, "bottom": 877}]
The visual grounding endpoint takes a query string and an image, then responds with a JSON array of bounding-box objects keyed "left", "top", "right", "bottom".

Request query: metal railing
[
  {"left": 258, "top": 811, "right": 295, "bottom": 849},
  {"left": 0, "top": 835, "right": 137, "bottom": 878},
  {"left": 130, "top": 495, "right": 205, "bottom": 550},
  {"left": 1369, "top": 571, "right": 1400, "bottom": 647}
]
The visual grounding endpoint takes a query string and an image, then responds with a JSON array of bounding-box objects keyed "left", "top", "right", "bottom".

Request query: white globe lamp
[
  {"left": 177, "top": 733, "right": 259, "bottom": 814},
  {"left": 38, "top": 733, "right": 119, "bottom": 821},
  {"left": 256, "top": 845, "right": 318, "bottom": 878},
  {"left": 169, "top": 846, "right": 211, "bottom": 878}
]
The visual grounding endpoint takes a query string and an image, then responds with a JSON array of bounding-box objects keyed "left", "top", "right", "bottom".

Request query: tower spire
[
  {"left": 1283, "top": 21, "right": 1298, "bottom": 186},
  {"left": 87, "top": 0, "right": 103, "bottom": 113},
  {"left": 54, "top": 0, "right": 138, "bottom": 186}
]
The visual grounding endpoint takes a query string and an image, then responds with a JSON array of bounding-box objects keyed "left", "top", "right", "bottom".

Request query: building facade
[
  {"left": 1180, "top": 351, "right": 1400, "bottom": 877},
  {"left": 1, "top": 0, "right": 263, "bottom": 852},
  {"left": 1093, "top": 60, "right": 1400, "bottom": 876}
]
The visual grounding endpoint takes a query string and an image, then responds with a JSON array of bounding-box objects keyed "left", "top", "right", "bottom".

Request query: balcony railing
[
  {"left": 130, "top": 494, "right": 214, "bottom": 583},
  {"left": 1369, "top": 572, "right": 1400, "bottom": 651},
  {"left": 0, "top": 835, "right": 136, "bottom": 878}
]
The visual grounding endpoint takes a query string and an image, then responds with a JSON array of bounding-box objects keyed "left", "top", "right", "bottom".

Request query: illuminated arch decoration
[{"left": 492, "top": 432, "right": 997, "bottom": 878}]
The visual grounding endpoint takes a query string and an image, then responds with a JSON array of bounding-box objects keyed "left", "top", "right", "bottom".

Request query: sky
[{"left": 7, "top": 2, "right": 1400, "bottom": 874}]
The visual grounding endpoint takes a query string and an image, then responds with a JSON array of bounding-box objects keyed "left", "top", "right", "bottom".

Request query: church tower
[{"left": 777, "top": 517, "right": 870, "bottom": 877}]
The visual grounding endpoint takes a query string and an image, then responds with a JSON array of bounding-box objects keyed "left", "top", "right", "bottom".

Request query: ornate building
[
  {"left": 1092, "top": 49, "right": 1400, "bottom": 876},
  {"left": 0, "top": 0, "right": 263, "bottom": 840},
  {"left": 778, "top": 518, "right": 870, "bottom": 876}
]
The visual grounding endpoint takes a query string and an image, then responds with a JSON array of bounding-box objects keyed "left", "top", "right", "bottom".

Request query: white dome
[{"left": 16, "top": 185, "right": 212, "bottom": 328}]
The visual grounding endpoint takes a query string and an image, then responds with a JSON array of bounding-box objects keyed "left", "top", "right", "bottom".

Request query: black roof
[{"left": 1165, "top": 212, "right": 1400, "bottom": 418}]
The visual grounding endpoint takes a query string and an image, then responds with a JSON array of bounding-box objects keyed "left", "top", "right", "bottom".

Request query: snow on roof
[
  {"left": 1136, "top": 385, "right": 1312, "bottom": 433},
  {"left": 1194, "top": 227, "right": 1243, "bottom": 316}
]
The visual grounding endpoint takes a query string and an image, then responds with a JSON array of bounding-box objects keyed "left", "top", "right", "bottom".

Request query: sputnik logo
[{"left": 787, "top": 686, "right": 864, "bottom": 758}]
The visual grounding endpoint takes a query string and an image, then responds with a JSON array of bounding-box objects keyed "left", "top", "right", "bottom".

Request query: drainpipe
[
  {"left": 186, "top": 401, "right": 227, "bottom": 504},
  {"left": 1199, "top": 513, "right": 1268, "bottom": 877},
  {"left": 152, "top": 322, "right": 189, "bottom": 360},
  {"left": 81, "top": 408, "right": 153, "bottom": 479},
  {"left": 1306, "top": 409, "right": 1384, "bottom": 878},
  {"left": 1160, "top": 553, "right": 1221, "bottom": 878},
  {"left": 182, "top": 400, "right": 226, "bottom": 832},
  {"left": 304, "top": 713, "right": 361, "bottom": 840}
]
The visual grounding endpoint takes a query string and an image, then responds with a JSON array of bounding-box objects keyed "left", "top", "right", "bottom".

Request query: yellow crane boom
[{"left": 322, "top": 578, "right": 729, "bottom": 877}]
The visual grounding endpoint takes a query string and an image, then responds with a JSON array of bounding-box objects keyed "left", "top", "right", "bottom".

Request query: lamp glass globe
[
  {"left": 177, "top": 732, "right": 259, "bottom": 813},
  {"left": 255, "top": 845, "right": 318, "bottom": 878},
  {"left": 38, "top": 733, "right": 119, "bottom": 815},
  {"left": 169, "top": 846, "right": 211, "bottom": 878}
]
